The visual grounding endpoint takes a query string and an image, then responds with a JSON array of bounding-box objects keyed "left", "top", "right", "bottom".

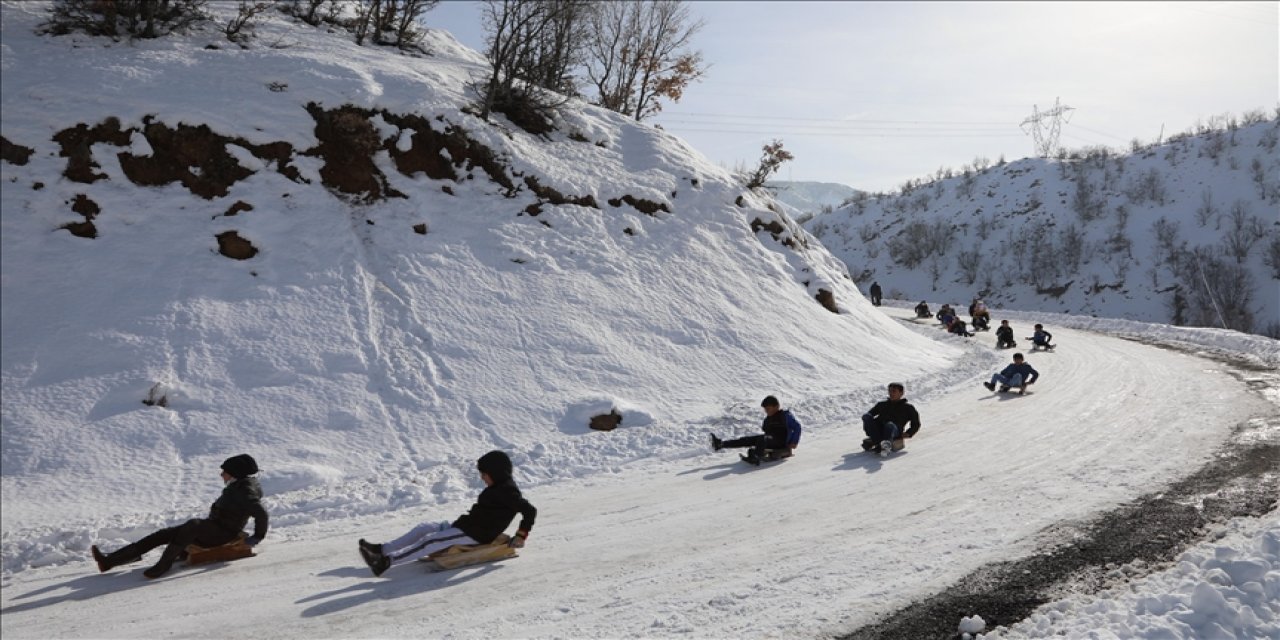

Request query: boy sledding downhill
[
  {"left": 861, "top": 383, "right": 921, "bottom": 457},
  {"left": 91, "top": 454, "right": 269, "bottom": 579},
  {"left": 1027, "top": 324, "right": 1055, "bottom": 350},
  {"left": 710, "top": 395, "right": 802, "bottom": 466},
  {"left": 984, "top": 353, "right": 1040, "bottom": 395},
  {"left": 995, "top": 320, "right": 1017, "bottom": 349},
  {"left": 357, "top": 450, "right": 536, "bottom": 577}
]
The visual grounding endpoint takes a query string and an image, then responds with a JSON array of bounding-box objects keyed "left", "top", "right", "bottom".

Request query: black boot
[
  {"left": 360, "top": 546, "right": 391, "bottom": 577},
  {"left": 358, "top": 539, "right": 382, "bottom": 555},
  {"left": 91, "top": 545, "right": 111, "bottom": 573},
  {"left": 94, "top": 544, "right": 144, "bottom": 573},
  {"left": 142, "top": 544, "right": 183, "bottom": 579}
]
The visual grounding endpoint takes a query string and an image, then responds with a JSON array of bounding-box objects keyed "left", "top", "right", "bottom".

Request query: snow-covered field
[{"left": 1, "top": 2, "right": 1277, "bottom": 638}]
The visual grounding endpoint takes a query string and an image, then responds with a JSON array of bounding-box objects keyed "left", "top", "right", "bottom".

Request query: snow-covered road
[{"left": 1, "top": 309, "right": 1272, "bottom": 639}]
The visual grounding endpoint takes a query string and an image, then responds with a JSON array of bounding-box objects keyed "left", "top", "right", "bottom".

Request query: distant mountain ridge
[
  {"left": 766, "top": 180, "right": 860, "bottom": 218},
  {"left": 804, "top": 118, "right": 1280, "bottom": 337}
]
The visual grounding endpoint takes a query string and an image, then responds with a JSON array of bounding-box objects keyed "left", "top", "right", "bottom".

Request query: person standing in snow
[
  {"left": 861, "top": 382, "right": 921, "bottom": 454},
  {"left": 869, "top": 281, "right": 883, "bottom": 306},
  {"left": 984, "top": 353, "right": 1039, "bottom": 394},
  {"left": 91, "top": 454, "right": 269, "bottom": 579},
  {"left": 357, "top": 450, "right": 537, "bottom": 577},
  {"left": 710, "top": 395, "right": 803, "bottom": 464}
]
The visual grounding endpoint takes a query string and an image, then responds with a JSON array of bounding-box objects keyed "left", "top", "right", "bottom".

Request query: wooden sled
[
  {"left": 185, "top": 533, "right": 255, "bottom": 566},
  {"left": 740, "top": 448, "right": 793, "bottom": 465},
  {"left": 420, "top": 534, "right": 518, "bottom": 572},
  {"left": 861, "top": 438, "right": 906, "bottom": 454}
]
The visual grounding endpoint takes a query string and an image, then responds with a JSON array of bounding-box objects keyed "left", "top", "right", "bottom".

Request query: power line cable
[
  {"left": 658, "top": 127, "right": 1025, "bottom": 139},
  {"left": 660, "top": 111, "right": 1014, "bottom": 125}
]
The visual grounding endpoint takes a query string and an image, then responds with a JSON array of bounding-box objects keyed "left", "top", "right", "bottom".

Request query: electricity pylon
[{"left": 1020, "top": 97, "right": 1075, "bottom": 158}]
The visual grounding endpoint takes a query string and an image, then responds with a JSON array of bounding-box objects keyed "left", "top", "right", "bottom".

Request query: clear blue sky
[{"left": 425, "top": 1, "right": 1278, "bottom": 192}]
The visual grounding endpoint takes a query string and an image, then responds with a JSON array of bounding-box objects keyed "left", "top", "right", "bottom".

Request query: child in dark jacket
[
  {"left": 709, "top": 395, "right": 802, "bottom": 464},
  {"left": 861, "top": 382, "right": 922, "bottom": 454},
  {"left": 358, "top": 451, "right": 537, "bottom": 577},
  {"left": 91, "top": 454, "right": 269, "bottom": 579}
]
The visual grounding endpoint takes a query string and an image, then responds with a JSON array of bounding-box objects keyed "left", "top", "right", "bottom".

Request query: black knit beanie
[
  {"left": 221, "top": 454, "right": 259, "bottom": 479},
  {"left": 476, "top": 450, "right": 513, "bottom": 481}
]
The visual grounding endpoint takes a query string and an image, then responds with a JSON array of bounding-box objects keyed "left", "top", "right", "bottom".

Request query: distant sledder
[
  {"left": 914, "top": 301, "right": 931, "bottom": 318},
  {"left": 995, "top": 320, "right": 1017, "bottom": 349},
  {"left": 710, "top": 395, "right": 802, "bottom": 466},
  {"left": 1027, "top": 324, "right": 1055, "bottom": 350},
  {"left": 983, "top": 352, "right": 1039, "bottom": 395},
  {"left": 860, "top": 382, "right": 921, "bottom": 457},
  {"left": 969, "top": 299, "right": 991, "bottom": 332}
]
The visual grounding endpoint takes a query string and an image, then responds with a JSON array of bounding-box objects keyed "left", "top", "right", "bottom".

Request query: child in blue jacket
[{"left": 983, "top": 353, "right": 1039, "bottom": 394}]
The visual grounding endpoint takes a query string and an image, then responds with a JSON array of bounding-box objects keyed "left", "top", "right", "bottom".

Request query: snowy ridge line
[{"left": 883, "top": 299, "right": 1280, "bottom": 369}]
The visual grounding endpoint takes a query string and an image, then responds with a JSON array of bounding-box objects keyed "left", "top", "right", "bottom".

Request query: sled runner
[
  {"left": 419, "top": 534, "right": 519, "bottom": 571},
  {"left": 740, "top": 448, "right": 793, "bottom": 466},
  {"left": 861, "top": 438, "right": 905, "bottom": 455},
  {"left": 998, "top": 386, "right": 1032, "bottom": 396},
  {"left": 185, "top": 533, "right": 255, "bottom": 566}
]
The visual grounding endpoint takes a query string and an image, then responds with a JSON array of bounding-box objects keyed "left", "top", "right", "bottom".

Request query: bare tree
[
  {"left": 1263, "top": 231, "right": 1280, "bottom": 279},
  {"left": 1221, "top": 200, "right": 1266, "bottom": 263},
  {"left": 743, "top": 140, "right": 793, "bottom": 190},
  {"left": 1170, "top": 246, "right": 1256, "bottom": 332},
  {"left": 1150, "top": 216, "right": 1181, "bottom": 267},
  {"left": 284, "top": 0, "right": 329, "bottom": 25},
  {"left": 44, "top": 0, "right": 209, "bottom": 38},
  {"left": 520, "top": 0, "right": 594, "bottom": 95},
  {"left": 584, "top": 0, "right": 705, "bottom": 120},
  {"left": 956, "top": 244, "right": 982, "bottom": 285},
  {"left": 1195, "top": 187, "right": 1216, "bottom": 227},
  {"left": 225, "top": 0, "right": 271, "bottom": 45},
  {"left": 477, "top": 0, "right": 572, "bottom": 131}
]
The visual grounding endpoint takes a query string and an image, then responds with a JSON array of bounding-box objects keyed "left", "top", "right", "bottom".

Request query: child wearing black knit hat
[{"left": 357, "top": 450, "right": 537, "bottom": 577}]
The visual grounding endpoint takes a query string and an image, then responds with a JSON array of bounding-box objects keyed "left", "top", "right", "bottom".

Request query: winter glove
[
  {"left": 509, "top": 530, "right": 528, "bottom": 549},
  {"left": 245, "top": 535, "right": 262, "bottom": 547},
  {"left": 904, "top": 426, "right": 919, "bottom": 438}
]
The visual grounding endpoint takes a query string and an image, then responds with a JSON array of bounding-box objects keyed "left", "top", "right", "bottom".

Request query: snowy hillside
[
  {"left": 2, "top": 4, "right": 1278, "bottom": 639},
  {"left": 0, "top": 0, "right": 952, "bottom": 571},
  {"left": 766, "top": 179, "right": 860, "bottom": 218},
  {"left": 805, "top": 121, "right": 1280, "bottom": 337}
]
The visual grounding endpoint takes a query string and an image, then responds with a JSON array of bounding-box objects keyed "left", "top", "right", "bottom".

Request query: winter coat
[
  {"left": 1031, "top": 329, "right": 1053, "bottom": 345},
  {"left": 869, "top": 283, "right": 882, "bottom": 296},
  {"left": 452, "top": 479, "right": 537, "bottom": 544},
  {"left": 998, "top": 362, "right": 1039, "bottom": 384},
  {"left": 996, "top": 326, "right": 1014, "bottom": 343},
  {"left": 208, "top": 477, "right": 269, "bottom": 541},
  {"left": 864, "top": 398, "right": 921, "bottom": 435},
  {"left": 760, "top": 409, "right": 803, "bottom": 447}
]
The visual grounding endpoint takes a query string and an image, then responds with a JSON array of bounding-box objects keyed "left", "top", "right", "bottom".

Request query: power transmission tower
[{"left": 1019, "top": 97, "right": 1075, "bottom": 158}]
